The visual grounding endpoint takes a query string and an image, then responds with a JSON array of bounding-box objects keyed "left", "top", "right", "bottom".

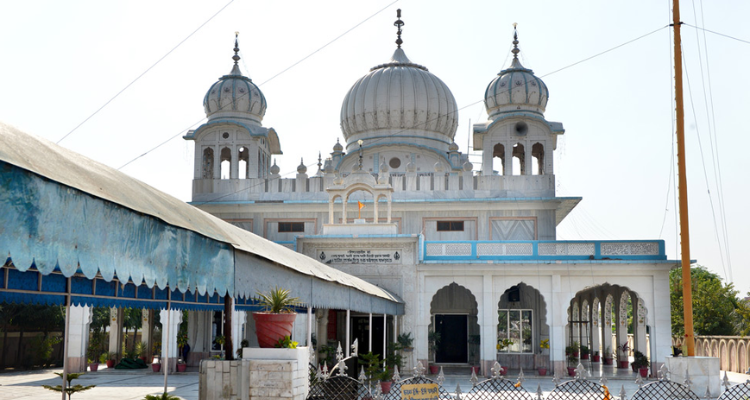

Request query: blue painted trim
[
  {"left": 190, "top": 196, "right": 583, "bottom": 206},
  {"left": 422, "top": 240, "right": 667, "bottom": 261}
]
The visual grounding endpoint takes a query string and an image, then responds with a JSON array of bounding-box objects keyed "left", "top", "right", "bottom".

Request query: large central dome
[{"left": 339, "top": 47, "right": 458, "bottom": 152}]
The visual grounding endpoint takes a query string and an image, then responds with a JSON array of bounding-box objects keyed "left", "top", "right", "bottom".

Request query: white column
[
  {"left": 505, "top": 144, "right": 513, "bottom": 176},
  {"left": 67, "top": 305, "right": 92, "bottom": 372},
  {"left": 307, "top": 307, "right": 314, "bottom": 364},
  {"left": 615, "top": 291, "right": 629, "bottom": 365},
  {"left": 160, "top": 309, "right": 183, "bottom": 372},
  {"left": 231, "top": 309, "right": 245, "bottom": 360},
  {"left": 602, "top": 293, "right": 613, "bottom": 361},
  {"left": 329, "top": 201, "right": 334, "bottom": 225},
  {"left": 524, "top": 141, "right": 533, "bottom": 175},
  {"left": 634, "top": 295, "right": 648, "bottom": 357},
  {"left": 345, "top": 310, "right": 351, "bottom": 357},
  {"left": 213, "top": 146, "right": 221, "bottom": 179},
  {"left": 108, "top": 307, "right": 123, "bottom": 359},
  {"left": 482, "top": 273, "right": 494, "bottom": 375},
  {"left": 141, "top": 309, "right": 152, "bottom": 363},
  {"left": 591, "top": 299, "right": 601, "bottom": 357},
  {"left": 550, "top": 274, "right": 566, "bottom": 376},
  {"left": 652, "top": 273, "right": 672, "bottom": 373}
]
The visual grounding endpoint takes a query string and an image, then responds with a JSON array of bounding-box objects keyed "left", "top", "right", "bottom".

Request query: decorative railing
[
  {"left": 673, "top": 336, "right": 750, "bottom": 373},
  {"left": 423, "top": 240, "right": 666, "bottom": 261}
]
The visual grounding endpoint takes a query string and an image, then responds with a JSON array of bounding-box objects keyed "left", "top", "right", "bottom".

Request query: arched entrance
[
  {"left": 429, "top": 283, "right": 479, "bottom": 364},
  {"left": 496, "top": 283, "right": 549, "bottom": 370}
]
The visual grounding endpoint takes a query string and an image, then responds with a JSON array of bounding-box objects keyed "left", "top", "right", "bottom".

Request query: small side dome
[
  {"left": 270, "top": 159, "right": 280, "bottom": 175},
  {"left": 406, "top": 161, "right": 416, "bottom": 172},
  {"left": 333, "top": 139, "right": 344, "bottom": 152},
  {"left": 449, "top": 142, "right": 459, "bottom": 152},
  {"left": 462, "top": 161, "right": 473, "bottom": 172},
  {"left": 484, "top": 28, "right": 548, "bottom": 119},
  {"left": 203, "top": 34, "right": 267, "bottom": 125},
  {"left": 379, "top": 160, "right": 389, "bottom": 173},
  {"left": 297, "top": 158, "right": 307, "bottom": 174}
]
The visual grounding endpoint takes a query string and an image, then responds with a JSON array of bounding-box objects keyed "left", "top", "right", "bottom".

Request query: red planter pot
[
  {"left": 619, "top": 360, "right": 629, "bottom": 369},
  {"left": 429, "top": 365, "right": 439, "bottom": 374},
  {"left": 567, "top": 367, "right": 576, "bottom": 376},
  {"left": 603, "top": 358, "right": 613, "bottom": 365},
  {"left": 152, "top": 363, "right": 161, "bottom": 372},
  {"left": 537, "top": 368, "right": 547, "bottom": 376},
  {"left": 500, "top": 366, "right": 508, "bottom": 375},
  {"left": 572, "top": 351, "right": 579, "bottom": 358},
  {"left": 177, "top": 363, "right": 187, "bottom": 372},
  {"left": 639, "top": 367, "right": 649, "bottom": 378},
  {"left": 253, "top": 313, "right": 297, "bottom": 348},
  {"left": 581, "top": 353, "right": 589, "bottom": 360},
  {"left": 89, "top": 363, "right": 99, "bottom": 372},
  {"left": 106, "top": 360, "right": 116, "bottom": 368},
  {"left": 592, "top": 355, "right": 600, "bottom": 362},
  {"left": 380, "top": 381, "right": 392, "bottom": 394},
  {"left": 471, "top": 366, "right": 480, "bottom": 375}
]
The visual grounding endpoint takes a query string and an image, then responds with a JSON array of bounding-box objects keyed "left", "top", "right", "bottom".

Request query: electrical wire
[
  {"left": 682, "top": 48, "right": 728, "bottom": 280},
  {"left": 56, "top": 0, "right": 235, "bottom": 144},
  {"left": 695, "top": 0, "right": 733, "bottom": 283},
  {"left": 683, "top": 23, "right": 750, "bottom": 46}
]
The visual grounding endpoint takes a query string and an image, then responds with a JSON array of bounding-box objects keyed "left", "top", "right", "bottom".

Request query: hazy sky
[{"left": 2, "top": 0, "right": 748, "bottom": 294}]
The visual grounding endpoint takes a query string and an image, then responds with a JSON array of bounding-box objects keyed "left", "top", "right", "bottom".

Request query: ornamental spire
[
  {"left": 230, "top": 31, "right": 242, "bottom": 76},
  {"left": 394, "top": 9, "right": 404, "bottom": 48},
  {"left": 511, "top": 23, "right": 520, "bottom": 60}
]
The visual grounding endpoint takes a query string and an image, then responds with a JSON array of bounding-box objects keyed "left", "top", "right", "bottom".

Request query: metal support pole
[
  {"left": 224, "top": 294, "right": 234, "bottom": 360},
  {"left": 307, "top": 306, "right": 313, "bottom": 349},
  {"left": 383, "top": 314, "right": 387, "bottom": 360},
  {"left": 61, "top": 277, "right": 71, "bottom": 400},
  {"left": 368, "top": 313, "right": 373, "bottom": 353},
  {"left": 163, "top": 291, "right": 170, "bottom": 394},
  {"left": 673, "top": 0, "right": 695, "bottom": 357}
]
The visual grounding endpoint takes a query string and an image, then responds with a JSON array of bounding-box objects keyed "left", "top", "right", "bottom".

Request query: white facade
[{"left": 185, "top": 26, "right": 675, "bottom": 376}]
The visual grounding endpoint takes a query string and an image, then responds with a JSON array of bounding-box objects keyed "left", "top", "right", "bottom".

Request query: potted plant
[
  {"left": 215, "top": 335, "right": 226, "bottom": 358},
  {"left": 42, "top": 372, "right": 96, "bottom": 398},
  {"left": 495, "top": 338, "right": 513, "bottom": 375},
  {"left": 570, "top": 341, "right": 580, "bottom": 357},
  {"left": 538, "top": 339, "right": 549, "bottom": 376},
  {"left": 580, "top": 345, "right": 589, "bottom": 360},
  {"left": 135, "top": 341, "right": 147, "bottom": 362},
  {"left": 103, "top": 352, "right": 116, "bottom": 368},
  {"left": 176, "top": 358, "right": 187, "bottom": 372},
  {"left": 98, "top": 353, "right": 108, "bottom": 368},
  {"left": 377, "top": 368, "right": 394, "bottom": 394},
  {"left": 88, "top": 358, "right": 99, "bottom": 372},
  {"left": 603, "top": 346, "right": 613, "bottom": 365},
  {"left": 632, "top": 351, "right": 650, "bottom": 377},
  {"left": 567, "top": 352, "right": 578, "bottom": 376},
  {"left": 253, "top": 287, "right": 299, "bottom": 348},
  {"left": 151, "top": 355, "right": 161, "bottom": 373},
  {"left": 237, "top": 339, "right": 250, "bottom": 358},
  {"left": 592, "top": 350, "right": 600, "bottom": 363},
  {"left": 428, "top": 330, "right": 441, "bottom": 374},
  {"left": 618, "top": 342, "right": 629, "bottom": 369},
  {"left": 177, "top": 333, "right": 188, "bottom": 361},
  {"left": 397, "top": 332, "right": 414, "bottom": 352}
]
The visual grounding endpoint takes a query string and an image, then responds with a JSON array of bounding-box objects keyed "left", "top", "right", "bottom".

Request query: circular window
[
  {"left": 389, "top": 157, "right": 401, "bottom": 169},
  {"left": 222, "top": 132, "right": 229, "bottom": 139}
]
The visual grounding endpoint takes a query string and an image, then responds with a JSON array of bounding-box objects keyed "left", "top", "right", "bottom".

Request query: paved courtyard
[{"left": 1, "top": 366, "right": 748, "bottom": 400}]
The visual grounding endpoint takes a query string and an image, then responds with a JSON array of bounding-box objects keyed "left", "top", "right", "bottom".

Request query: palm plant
[
  {"left": 144, "top": 393, "right": 181, "bottom": 400},
  {"left": 256, "top": 287, "right": 299, "bottom": 313}
]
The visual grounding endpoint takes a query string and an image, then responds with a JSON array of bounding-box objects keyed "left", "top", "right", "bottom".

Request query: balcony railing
[{"left": 423, "top": 240, "right": 666, "bottom": 261}]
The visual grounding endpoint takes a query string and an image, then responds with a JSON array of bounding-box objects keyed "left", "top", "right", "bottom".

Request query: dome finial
[
  {"left": 511, "top": 24, "right": 520, "bottom": 60},
  {"left": 394, "top": 9, "right": 404, "bottom": 49},
  {"left": 230, "top": 32, "right": 242, "bottom": 76}
]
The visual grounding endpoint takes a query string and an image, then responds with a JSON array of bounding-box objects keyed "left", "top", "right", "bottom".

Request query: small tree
[{"left": 42, "top": 372, "right": 95, "bottom": 399}]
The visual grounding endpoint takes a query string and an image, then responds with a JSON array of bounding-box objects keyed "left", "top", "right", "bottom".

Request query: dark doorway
[
  {"left": 351, "top": 316, "right": 386, "bottom": 358},
  {"left": 435, "top": 314, "right": 468, "bottom": 363}
]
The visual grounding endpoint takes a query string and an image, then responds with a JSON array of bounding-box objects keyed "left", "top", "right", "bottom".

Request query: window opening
[
  {"left": 492, "top": 143, "right": 505, "bottom": 175},
  {"left": 238, "top": 146, "right": 249, "bottom": 179},
  {"left": 497, "top": 309, "right": 533, "bottom": 353},
  {"left": 278, "top": 222, "right": 305, "bottom": 232},
  {"left": 532, "top": 143, "right": 544, "bottom": 175},
  {"left": 437, "top": 221, "right": 464, "bottom": 231},
  {"left": 512, "top": 143, "right": 525, "bottom": 175},
  {"left": 220, "top": 147, "right": 232, "bottom": 179}
]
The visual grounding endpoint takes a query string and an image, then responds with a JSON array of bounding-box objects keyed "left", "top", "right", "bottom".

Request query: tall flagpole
[{"left": 672, "top": 0, "right": 695, "bottom": 356}]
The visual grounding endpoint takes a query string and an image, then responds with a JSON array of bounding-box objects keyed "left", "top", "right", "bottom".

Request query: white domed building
[{"left": 185, "top": 16, "right": 674, "bottom": 378}]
